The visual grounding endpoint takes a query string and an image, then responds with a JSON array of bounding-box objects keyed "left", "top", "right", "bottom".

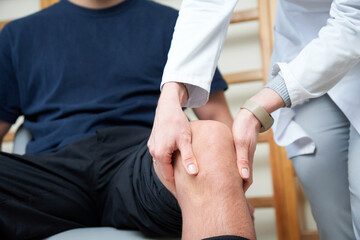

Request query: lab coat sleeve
[
  {"left": 161, "top": 0, "right": 238, "bottom": 108},
  {"left": 275, "top": 0, "right": 360, "bottom": 106}
]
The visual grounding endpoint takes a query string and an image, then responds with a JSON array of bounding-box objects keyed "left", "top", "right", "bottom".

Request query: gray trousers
[{"left": 291, "top": 94, "right": 360, "bottom": 240}]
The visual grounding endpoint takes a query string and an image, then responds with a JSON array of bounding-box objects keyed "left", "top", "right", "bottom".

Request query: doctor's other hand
[
  {"left": 233, "top": 108, "right": 261, "bottom": 192},
  {"left": 233, "top": 88, "right": 285, "bottom": 191},
  {"left": 148, "top": 82, "right": 198, "bottom": 193}
]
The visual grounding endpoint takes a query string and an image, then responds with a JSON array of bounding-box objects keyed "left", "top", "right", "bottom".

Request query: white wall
[
  {"left": 0, "top": 0, "right": 40, "bottom": 21},
  {"left": 0, "top": 0, "right": 316, "bottom": 238}
]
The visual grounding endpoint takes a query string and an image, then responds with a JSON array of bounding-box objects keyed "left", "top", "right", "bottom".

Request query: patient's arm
[
  {"left": 193, "top": 90, "right": 233, "bottom": 128},
  {"left": 0, "top": 120, "right": 11, "bottom": 151}
]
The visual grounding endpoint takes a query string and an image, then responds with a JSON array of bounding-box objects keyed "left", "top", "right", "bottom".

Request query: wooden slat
[
  {"left": 0, "top": 21, "right": 10, "bottom": 31},
  {"left": 247, "top": 196, "right": 274, "bottom": 208},
  {"left": 224, "top": 70, "right": 263, "bottom": 85},
  {"left": 231, "top": 9, "right": 259, "bottom": 24},
  {"left": 258, "top": 0, "right": 274, "bottom": 85},
  {"left": 269, "top": 0, "right": 278, "bottom": 38},
  {"left": 257, "top": 132, "right": 268, "bottom": 143},
  {"left": 41, "top": 0, "right": 59, "bottom": 9},
  {"left": 302, "top": 230, "right": 320, "bottom": 240},
  {"left": 3, "top": 132, "right": 15, "bottom": 143}
]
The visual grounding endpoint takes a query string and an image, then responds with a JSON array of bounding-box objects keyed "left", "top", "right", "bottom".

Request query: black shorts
[{"left": 0, "top": 126, "right": 182, "bottom": 240}]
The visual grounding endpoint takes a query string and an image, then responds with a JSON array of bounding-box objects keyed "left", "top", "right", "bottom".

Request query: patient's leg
[{"left": 155, "top": 120, "right": 256, "bottom": 240}]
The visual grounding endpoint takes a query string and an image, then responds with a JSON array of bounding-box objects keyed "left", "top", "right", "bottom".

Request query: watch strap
[{"left": 240, "top": 100, "right": 274, "bottom": 133}]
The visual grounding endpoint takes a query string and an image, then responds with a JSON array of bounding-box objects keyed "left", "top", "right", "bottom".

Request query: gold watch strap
[{"left": 240, "top": 100, "right": 274, "bottom": 133}]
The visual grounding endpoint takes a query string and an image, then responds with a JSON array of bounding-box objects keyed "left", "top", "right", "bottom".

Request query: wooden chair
[{"left": 0, "top": 0, "right": 319, "bottom": 239}]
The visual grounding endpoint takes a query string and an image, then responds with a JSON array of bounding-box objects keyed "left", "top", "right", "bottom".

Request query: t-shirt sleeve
[
  {"left": 209, "top": 67, "right": 228, "bottom": 94},
  {"left": 0, "top": 25, "right": 21, "bottom": 123}
]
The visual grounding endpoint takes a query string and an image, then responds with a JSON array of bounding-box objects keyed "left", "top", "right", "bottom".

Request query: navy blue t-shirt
[{"left": 0, "top": 0, "right": 227, "bottom": 154}]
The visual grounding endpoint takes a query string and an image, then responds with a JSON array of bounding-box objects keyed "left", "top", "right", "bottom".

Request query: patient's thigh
[{"left": 291, "top": 94, "right": 355, "bottom": 240}]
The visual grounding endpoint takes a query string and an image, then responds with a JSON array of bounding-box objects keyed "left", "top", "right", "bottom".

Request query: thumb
[
  {"left": 235, "top": 140, "right": 250, "bottom": 180},
  {"left": 178, "top": 140, "right": 198, "bottom": 175}
]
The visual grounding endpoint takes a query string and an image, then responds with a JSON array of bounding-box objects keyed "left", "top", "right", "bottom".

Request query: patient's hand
[{"left": 148, "top": 82, "right": 198, "bottom": 193}]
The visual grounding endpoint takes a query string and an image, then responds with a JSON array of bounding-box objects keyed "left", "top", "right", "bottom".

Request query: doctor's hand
[
  {"left": 233, "top": 88, "right": 285, "bottom": 192},
  {"left": 148, "top": 82, "right": 198, "bottom": 195},
  {"left": 233, "top": 108, "right": 261, "bottom": 192}
]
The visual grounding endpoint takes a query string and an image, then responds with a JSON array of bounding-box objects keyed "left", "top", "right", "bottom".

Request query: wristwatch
[{"left": 240, "top": 100, "right": 274, "bottom": 133}]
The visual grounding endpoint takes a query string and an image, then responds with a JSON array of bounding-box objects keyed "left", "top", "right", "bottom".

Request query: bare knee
[
  {"left": 172, "top": 121, "right": 255, "bottom": 239},
  {"left": 174, "top": 120, "right": 244, "bottom": 206},
  {"left": 189, "top": 120, "right": 233, "bottom": 152}
]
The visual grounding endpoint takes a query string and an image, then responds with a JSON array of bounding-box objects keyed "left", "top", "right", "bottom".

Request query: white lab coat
[{"left": 161, "top": 0, "right": 360, "bottom": 158}]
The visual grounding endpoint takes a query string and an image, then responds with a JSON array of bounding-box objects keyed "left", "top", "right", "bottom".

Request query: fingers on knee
[{"left": 175, "top": 121, "right": 243, "bottom": 195}]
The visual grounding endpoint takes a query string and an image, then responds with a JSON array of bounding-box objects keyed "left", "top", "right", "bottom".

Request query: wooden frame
[
  {"left": 231, "top": 8, "right": 259, "bottom": 24},
  {"left": 41, "top": 0, "right": 59, "bottom": 9},
  {"left": 224, "top": 70, "right": 263, "bottom": 84},
  {"left": 0, "top": 21, "right": 9, "bottom": 30}
]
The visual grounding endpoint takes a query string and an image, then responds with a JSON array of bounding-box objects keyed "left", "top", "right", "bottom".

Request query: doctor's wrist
[
  {"left": 265, "top": 74, "right": 292, "bottom": 107},
  {"left": 250, "top": 88, "right": 285, "bottom": 114},
  {"left": 161, "top": 82, "right": 189, "bottom": 107},
  {"left": 237, "top": 108, "right": 262, "bottom": 131},
  {"left": 240, "top": 100, "right": 274, "bottom": 133}
]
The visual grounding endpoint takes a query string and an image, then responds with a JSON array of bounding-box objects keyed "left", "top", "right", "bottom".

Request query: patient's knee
[
  {"left": 190, "top": 120, "right": 233, "bottom": 150},
  {"left": 174, "top": 120, "right": 243, "bottom": 205},
  {"left": 190, "top": 120, "right": 238, "bottom": 175}
]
